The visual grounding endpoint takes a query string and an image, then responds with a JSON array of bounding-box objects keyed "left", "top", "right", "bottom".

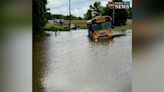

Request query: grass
[
  {"left": 65, "top": 19, "right": 132, "bottom": 30},
  {"left": 64, "top": 20, "right": 87, "bottom": 29},
  {"left": 44, "top": 19, "right": 132, "bottom": 31},
  {"left": 114, "top": 19, "right": 132, "bottom": 31},
  {"left": 44, "top": 20, "right": 87, "bottom": 31},
  {"left": 44, "top": 23, "right": 69, "bottom": 31}
]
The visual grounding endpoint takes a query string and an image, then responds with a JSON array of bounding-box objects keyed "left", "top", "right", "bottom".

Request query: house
[{"left": 48, "top": 19, "right": 64, "bottom": 25}]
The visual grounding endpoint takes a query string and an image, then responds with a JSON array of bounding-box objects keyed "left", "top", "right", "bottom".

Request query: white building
[{"left": 48, "top": 19, "right": 64, "bottom": 25}]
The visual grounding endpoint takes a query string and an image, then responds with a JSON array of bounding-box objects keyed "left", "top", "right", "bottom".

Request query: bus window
[
  {"left": 92, "top": 23, "right": 101, "bottom": 31},
  {"left": 92, "top": 21, "right": 111, "bottom": 31},
  {"left": 102, "top": 21, "right": 112, "bottom": 30}
]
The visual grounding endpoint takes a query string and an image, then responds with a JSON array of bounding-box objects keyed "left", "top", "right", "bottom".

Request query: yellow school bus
[{"left": 87, "top": 16, "right": 113, "bottom": 40}]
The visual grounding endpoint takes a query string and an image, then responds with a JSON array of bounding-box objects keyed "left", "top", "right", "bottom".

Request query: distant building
[{"left": 48, "top": 19, "right": 64, "bottom": 25}]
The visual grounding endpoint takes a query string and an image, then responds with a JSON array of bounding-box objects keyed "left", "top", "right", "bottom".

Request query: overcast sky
[{"left": 47, "top": 0, "right": 132, "bottom": 18}]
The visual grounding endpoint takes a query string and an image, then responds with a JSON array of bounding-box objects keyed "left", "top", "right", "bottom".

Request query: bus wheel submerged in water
[{"left": 87, "top": 16, "right": 113, "bottom": 40}]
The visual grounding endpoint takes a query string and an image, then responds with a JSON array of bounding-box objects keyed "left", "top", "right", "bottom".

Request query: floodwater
[{"left": 33, "top": 29, "right": 132, "bottom": 92}]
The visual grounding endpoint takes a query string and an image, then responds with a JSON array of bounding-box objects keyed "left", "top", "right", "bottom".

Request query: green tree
[
  {"left": 84, "top": 2, "right": 104, "bottom": 20},
  {"left": 45, "top": 12, "right": 52, "bottom": 20},
  {"left": 127, "top": 8, "right": 132, "bottom": 19},
  {"left": 112, "top": 0, "right": 128, "bottom": 25},
  {"left": 114, "top": 9, "right": 128, "bottom": 25},
  {"left": 101, "top": 6, "right": 112, "bottom": 16},
  {"left": 90, "top": 2, "right": 103, "bottom": 17},
  {"left": 33, "top": 0, "right": 47, "bottom": 35},
  {"left": 78, "top": 17, "right": 82, "bottom": 20},
  {"left": 84, "top": 9, "right": 93, "bottom": 20}
]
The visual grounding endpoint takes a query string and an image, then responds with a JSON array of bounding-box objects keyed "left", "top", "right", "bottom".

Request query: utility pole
[
  {"left": 108, "top": 0, "right": 115, "bottom": 23},
  {"left": 112, "top": 0, "right": 115, "bottom": 23},
  {"left": 113, "top": 6, "right": 115, "bottom": 23},
  {"left": 69, "top": 0, "right": 71, "bottom": 30}
]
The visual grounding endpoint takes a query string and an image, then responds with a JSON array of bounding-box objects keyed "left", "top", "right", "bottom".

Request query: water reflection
[{"left": 34, "top": 30, "right": 132, "bottom": 92}]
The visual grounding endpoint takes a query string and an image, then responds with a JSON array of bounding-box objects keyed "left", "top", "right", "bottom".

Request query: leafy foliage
[
  {"left": 84, "top": 9, "right": 93, "bottom": 20},
  {"left": 84, "top": 2, "right": 103, "bottom": 19},
  {"left": 90, "top": 2, "right": 103, "bottom": 17},
  {"left": 127, "top": 8, "right": 132, "bottom": 19},
  {"left": 33, "top": 0, "right": 47, "bottom": 35}
]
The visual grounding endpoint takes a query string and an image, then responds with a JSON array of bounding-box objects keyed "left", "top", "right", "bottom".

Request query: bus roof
[{"left": 87, "top": 16, "right": 112, "bottom": 24}]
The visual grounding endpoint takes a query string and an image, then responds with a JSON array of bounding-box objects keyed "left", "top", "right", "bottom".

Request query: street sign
[{"left": 108, "top": 1, "right": 130, "bottom": 9}]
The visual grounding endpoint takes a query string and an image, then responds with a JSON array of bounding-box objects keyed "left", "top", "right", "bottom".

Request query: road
[{"left": 33, "top": 29, "right": 132, "bottom": 92}]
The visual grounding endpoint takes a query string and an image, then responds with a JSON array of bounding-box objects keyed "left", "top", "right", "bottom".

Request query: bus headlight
[{"left": 108, "top": 29, "right": 113, "bottom": 36}]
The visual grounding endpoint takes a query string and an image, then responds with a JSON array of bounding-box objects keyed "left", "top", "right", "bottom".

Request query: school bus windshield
[{"left": 92, "top": 21, "right": 112, "bottom": 31}]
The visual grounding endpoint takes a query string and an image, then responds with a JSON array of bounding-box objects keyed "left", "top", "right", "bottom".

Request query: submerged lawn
[
  {"left": 114, "top": 19, "right": 132, "bottom": 31},
  {"left": 44, "top": 19, "right": 132, "bottom": 31},
  {"left": 44, "top": 23, "right": 69, "bottom": 32}
]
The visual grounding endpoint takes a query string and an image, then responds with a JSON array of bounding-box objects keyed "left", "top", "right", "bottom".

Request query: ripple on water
[{"left": 34, "top": 30, "right": 132, "bottom": 92}]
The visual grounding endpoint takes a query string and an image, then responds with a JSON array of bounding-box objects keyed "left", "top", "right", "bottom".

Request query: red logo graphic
[{"left": 108, "top": 2, "right": 115, "bottom": 9}]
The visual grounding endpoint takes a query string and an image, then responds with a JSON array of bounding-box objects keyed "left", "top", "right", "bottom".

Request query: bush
[{"left": 44, "top": 26, "right": 69, "bottom": 31}]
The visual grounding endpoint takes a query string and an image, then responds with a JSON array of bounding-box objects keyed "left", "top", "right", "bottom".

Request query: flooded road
[{"left": 33, "top": 29, "right": 132, "bottom": 92}]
